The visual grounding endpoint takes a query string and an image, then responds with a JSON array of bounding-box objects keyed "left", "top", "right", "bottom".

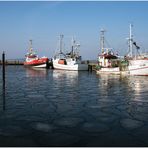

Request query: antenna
[
  {"left": 100, "top": 29, "right": 106, "bottom": 53},
  {"left": 29, "top": 39, "right": 33, "bottom": 53},
  {"left": 71, "top": 36, "right": 80, "bottom": 56},
  {"left": 71, "top": 36, "right": 75, "bottom": 56},
  {"left": 59, "top": 34, "right": 64, "bottom": 53},
  {"left": 129, "top": 24, "right": 133, "bottom": 57}
]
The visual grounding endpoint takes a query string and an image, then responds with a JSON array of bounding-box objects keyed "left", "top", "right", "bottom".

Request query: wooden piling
[
  {"left": 2, "top": 52, "right": 5, "bottom": 84},
  {"left": 2, "top": 52, "right": 5, "bottom": 110},
  {"left": 88, "top": 65, "right": 93, "bottom": 72},
  {"left": 48, "top": 60, "right": 54, "bottom": 69}
]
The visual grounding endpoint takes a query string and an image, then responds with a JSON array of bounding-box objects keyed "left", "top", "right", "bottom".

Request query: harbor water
[{"left": 0, "top": 65, "right": 148, "bottom": 146}]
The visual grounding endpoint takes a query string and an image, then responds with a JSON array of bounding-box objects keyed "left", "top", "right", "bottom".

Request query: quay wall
[
  {"left": 0, "top": 60, "right": 24, "bottom": 65},
  {"left": 0, "top": 59, "right": 98, "bottom": 70}
]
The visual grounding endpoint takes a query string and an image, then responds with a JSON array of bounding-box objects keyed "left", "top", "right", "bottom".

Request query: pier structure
[
  {"left": 0, "top": 57, "right": 97, "bottom": 71},
  {"left": 0, "top": 60, "right": 24, "bottom": 65},
  {"left": 1, "top": 52, "right": 6, "bottom": 110}
]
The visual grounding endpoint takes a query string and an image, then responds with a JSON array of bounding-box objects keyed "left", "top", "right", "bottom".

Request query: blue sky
[{"left": 0, "top": 1, "right": 148, "bottom": 60}]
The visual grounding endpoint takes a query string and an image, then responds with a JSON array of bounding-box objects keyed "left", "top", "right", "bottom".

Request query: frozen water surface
[{"left": 0, "top": 66, "right": 148, "bottom": 146}]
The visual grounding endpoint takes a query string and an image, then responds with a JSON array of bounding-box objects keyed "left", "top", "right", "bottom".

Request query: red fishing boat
[{"left": 24, "top": 40, "right": 49, "bottom": 68}]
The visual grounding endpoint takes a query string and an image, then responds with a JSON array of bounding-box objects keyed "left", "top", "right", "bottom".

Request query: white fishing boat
[
  {"left": 96, "top": 25, "right": 148, "bottom": 76},
  {"left": 96, "top": 29, "right": 122, "bottom": 75},
  {"left": 122, "top": 24, "right": 148, "bottom": 76},
  {"left": 52, "top": 35, "right": 88, "bottom": 71}
]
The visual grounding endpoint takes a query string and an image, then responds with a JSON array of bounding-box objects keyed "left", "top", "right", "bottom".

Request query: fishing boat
[
  {"left": 24, "top": 40, "right": 49, "bottom": 68},
  {"left": 122, "top": 24, "right": 148, "bottom": 76},
  {"left": 96, "top": 25, "right": 148, "bottom": 76},
  {"left": 52, "top": 35, "right": 88, "bottom": 71},
  {"left": 96, "top": 29, "right": 122, "bottom": 75}
]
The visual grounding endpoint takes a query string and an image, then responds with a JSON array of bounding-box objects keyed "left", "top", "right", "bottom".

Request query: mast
[
  {"left": 129, "top": 24, "right": 133, "bottom": 57},
  {"left": 59, "top": 34, "right": 64, "bottom": 53},
  {"left": 71, "top": 36, "right": 80, "bottom": 57},
  {"left": 29, "top": 39, "right": 33, "bottom": 53},
  {"left": 71, "top": 36, "right": 75, "bottom": 56},
  {"left": 100, "top": 29, "right": 105, "bottom": 53}
]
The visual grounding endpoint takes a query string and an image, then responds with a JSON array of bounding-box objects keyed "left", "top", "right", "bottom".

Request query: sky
[{"left": 0, "top": 1, "right": 148, "bottom": 60}]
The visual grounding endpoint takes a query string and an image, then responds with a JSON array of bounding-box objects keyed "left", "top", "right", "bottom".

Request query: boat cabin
[{"left": 98, "top": 50, "right": 118, "bottom": 68}]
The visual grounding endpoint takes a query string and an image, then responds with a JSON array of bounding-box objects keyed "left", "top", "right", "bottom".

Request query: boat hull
[
  {"left": 24, "top": 63, "right": 47, "bottom": 68},
  {"left": 96, "top": 60, "right": 148, "bottom": 76},
  {"left": 53, "top": 62, "right": 88, "bottom": 71},
  {"left": 126, "top": 66, "right": 148, "bottom": 76},
  {"left": 24, "top": 57, "right": 49, "bottom": 68},
  {"left": 96, "top": 67, "right": 120, "bottom": 75},
  {"left": 127, "top": 59, "right": 148, "bottom": 76}
]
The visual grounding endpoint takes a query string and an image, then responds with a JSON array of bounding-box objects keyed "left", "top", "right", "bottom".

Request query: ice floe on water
[
  {"left": 0, "top": 125, "right": 29, "bottom": 136},
  {"left": 27, "top": 94, "right": 45, "bottom": 99},
  {"left": 120, "top": 118, "right": 144, "bottom": 130},
  {"left": 82, "top": 122, "right": 110, "bottom": 133},
  {"left": 54, "top": 117, "right": 84, "bottom": 127},
  {"left": 31, "top": 122, "right": 53, "bottom": 132}
]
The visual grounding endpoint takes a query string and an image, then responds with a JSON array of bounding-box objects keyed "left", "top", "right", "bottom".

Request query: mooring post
[
  {"left": 2, "top": 52, "right": 5, "bottom": 84},
  {"left": 46, "top": 59, "right": 49, "bottom": 69},
  {"left": 88, "top": 64, "right": 92, "bottom": 72},
  {"left": 2, "top": 51, "right": 5, "bottom": 110}
]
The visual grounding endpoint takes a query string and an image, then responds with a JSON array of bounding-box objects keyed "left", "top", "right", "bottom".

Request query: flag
[{"left": 133, "top": 42, "right": 140, "bottom": 49}]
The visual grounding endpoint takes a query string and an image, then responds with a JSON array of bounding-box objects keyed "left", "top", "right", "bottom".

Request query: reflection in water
[
  {"left": 125, "top": 76, "right": 148, "bottom": 102},
  {"left": 97, "top": 74, "right": 121, "bottom": 85},
  {"left": 96, "top": 74, "right": 121, "bottom": 97},
  {"left": 52, "top": 70, "right": 79, "bottom": 102},
  {"left": 3, "top": 81, "right": 5, "bottom": 111},
  {"left": 1, "top": 66, "right": 148, "bottom": 146},
  {"left": 52, "top": 70, "right": 78, "bottom": 85},
  {"left": 25, "top": 67, "right": 48, "bottom": 78},
  {"left": 95, "top": 74, "right": 148, "bottom": 132},
  {"left": 24, "top": 67, "right": 49, "bottom": 91},
  {"left": 97, "top": 74, "right": 148, "bottom": 102},
  {"left": 1, "top": 63, "right": 6, "bottom": 110},
  {"left": 0, "top": 78, "right": 6, "bottom": 110},
  {"left": 0, "top": 79, "right": 5, "bottom": 110}
]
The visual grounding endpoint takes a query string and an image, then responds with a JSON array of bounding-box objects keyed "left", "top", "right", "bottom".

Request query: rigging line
[
  {"left": 104, "top": 38, "right": 111, "bottom": 48},
  {"left": 104, "top": 38, "right": 117, "bottom": 54}
]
